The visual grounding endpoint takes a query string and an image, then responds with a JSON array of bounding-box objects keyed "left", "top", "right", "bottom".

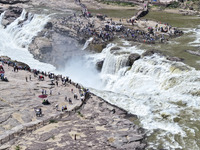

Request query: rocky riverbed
[
  {"left": 0, "top": 0, "right": 199, "bottom": 149},
  {"left": 0, "top": 0, "right": 185, "bottom": 67}
]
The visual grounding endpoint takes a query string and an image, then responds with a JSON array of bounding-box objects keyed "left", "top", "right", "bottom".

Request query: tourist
[
  {"left": 69, "top": 98, "right": 72, "bottom": 104},
  {"left": 74, "top": 93, "right": 78, "bottom": 99},
  {"left": 55, "top": 104, "right": 59, "bottom": 110},
  {"left": 42, "top": 89, "right": 44, "bottom": 95}
]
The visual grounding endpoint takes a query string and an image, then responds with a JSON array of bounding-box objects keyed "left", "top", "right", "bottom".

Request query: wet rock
[
  {"left": 142, "top": 49, "right": 160, "bottom": 57},
  {"left": 126, "top": 53, "right": 140, "bottom": 66},
  {"left": 2, "top": 7, "right": 23, "bottom": 26},
  {"left": 44, "top": 22, "right": 53, "bottom": 29},
  {"left": 96, "top": 60, "right": 104, "bottom": 71},
  {"left": 166, "top": 56, "right": 183, "bottom": 62},
  {"left": 110, "top": 46, "right": 120, "bottom": 53},
  {"left": 0, "top": 0, "right": 29, "bottom": 4}
]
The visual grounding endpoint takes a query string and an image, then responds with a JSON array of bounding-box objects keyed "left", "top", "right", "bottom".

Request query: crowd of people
[
  {"left": 59, "top": 0, "right": 184, "bottom": 46},
  {"left": 0, "top": 57, "right": 90, "bottom": 117},
  {"left": 64, "top": 12, "right": 183, "bottom": 45}
]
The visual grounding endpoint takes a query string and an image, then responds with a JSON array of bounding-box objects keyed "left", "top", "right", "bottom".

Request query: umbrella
[{"left": 38, "top": 94, "right": 47, "bottom": 98}]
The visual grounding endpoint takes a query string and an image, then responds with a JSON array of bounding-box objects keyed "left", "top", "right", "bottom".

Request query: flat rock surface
[
  {"left": 2, "top": 95, "right": 146, "bottom": 150},
  {"left": 0, "top": 61, "right": 146, "bottom": 149},
  {"left": 0, "top": 62, "right": 82, "bottom": 136}
]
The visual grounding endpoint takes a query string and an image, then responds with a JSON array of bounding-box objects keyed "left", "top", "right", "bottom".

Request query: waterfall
[
  {"left": 88, "top": 42, "right": 200, "bottom": 149},
  {"left": 0, "top": 12, "right": 5, "bottom": 27},
  {"left": 0, "top": 10, "right": 55, "bottom": 71},
  {"left": 82, "top": 37, "right": 93, "bottom": 50},
  {"left": 6, "top": 9, "right": 49, "bottom": 48},
  {"left": 101, "top": 50, "right": 128, "bottom": 75}
]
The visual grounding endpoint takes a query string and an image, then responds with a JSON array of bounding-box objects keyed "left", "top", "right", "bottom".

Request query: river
[{"left": 0, "top": 9, "right": 200, "bottom": 149}]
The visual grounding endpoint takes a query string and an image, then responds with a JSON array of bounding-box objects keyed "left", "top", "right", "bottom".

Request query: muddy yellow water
[
  {"left": 144, "top": 10, "right": 200, "bottom": 28},
  {"left": 89, "top": 8, "right": 137, "bottom": 19},
  {"left": 91, "top": 8, "right": 200, "bottom": 70}
]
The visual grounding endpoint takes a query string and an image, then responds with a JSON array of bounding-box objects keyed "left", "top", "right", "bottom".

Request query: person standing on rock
[
  {"left": 55, "top": 104, "right": 59, "bottom": 110},
  {"left": 42, "top": 89, "right": 44, "bottom": 95},
  {"left": 74, "top": 93, "right": 78, "bottom": 99},
  {"left": 56, "top": 81, "right": 58, "bottom": 86},
  {"left": 69, "top": 98, "right": 72, "bottom": 104},
  {"left": 26, "top": 76, "right": 28, "bottom": 82}
]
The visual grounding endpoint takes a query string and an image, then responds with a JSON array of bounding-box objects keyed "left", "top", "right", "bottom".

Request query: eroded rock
[
  {"left": 96, "top": 60, "right": 104, "bottom": 71},
  {"left": 2, "top": 7, "right": 23, "bottom": 26},
  {"left": 142, "top": 49, "right": 160, "bottom": 57},
  {"left": 126, "top": 53, "right": 140, "bottom": 66},
  {"left": 167, "top": 56, "right": 184, "bottom": 62}
]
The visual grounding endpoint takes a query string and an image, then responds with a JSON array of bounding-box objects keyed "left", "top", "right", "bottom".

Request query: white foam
[
  {"left": 88, "top": 42, "right": 200, "bottom": 149},
  {"left": 189, "top": 28, "right": 200, "bottom": 46},
  {"left": 0, "top": 10, "right": 55, "bottom": 71},
  {"left": 82, "top": 37, "right": 93, "bottom": 50}
]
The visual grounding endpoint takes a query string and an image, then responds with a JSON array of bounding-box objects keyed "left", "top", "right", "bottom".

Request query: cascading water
[
  {"left": 82, "top": 37, "right": 93, "bottom": 50},
  {"left": 0, "top": 10, "right": 55, "bottom": 71},
  {"left": 85, "top": 43, "right": 200, "bottom": 149},
  {"left": 189, "top": 25, "right": 200, "bottom": 46},
  {"left": 1, "top": 7, "right": 200, "bottom": 150}
]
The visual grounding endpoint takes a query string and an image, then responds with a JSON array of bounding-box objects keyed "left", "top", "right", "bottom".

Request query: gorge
[{"left": 0, "top": 0, "right": 200, "bottom": 149}]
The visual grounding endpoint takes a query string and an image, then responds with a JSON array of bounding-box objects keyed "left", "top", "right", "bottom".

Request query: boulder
[
  {"left": 44, "top": 22, "right": 53, "bottom": 29},
  {"left": 142, "top": 49, "right": 160, "bottom": 57},
  {"left": 96, "top": 60, "right": 104, "bottom": 71},
  {"left": 126, "top": 53, "right": 140, "bottom": 66},
  {"left": 2, "top": 7, "right": 23, "bottom": 26},
  {"left": 110, "top": 46, "right": 120, "bottom": 53},
  {"left": 166, "top": 56, "right": 183, "bottom": 62}
]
